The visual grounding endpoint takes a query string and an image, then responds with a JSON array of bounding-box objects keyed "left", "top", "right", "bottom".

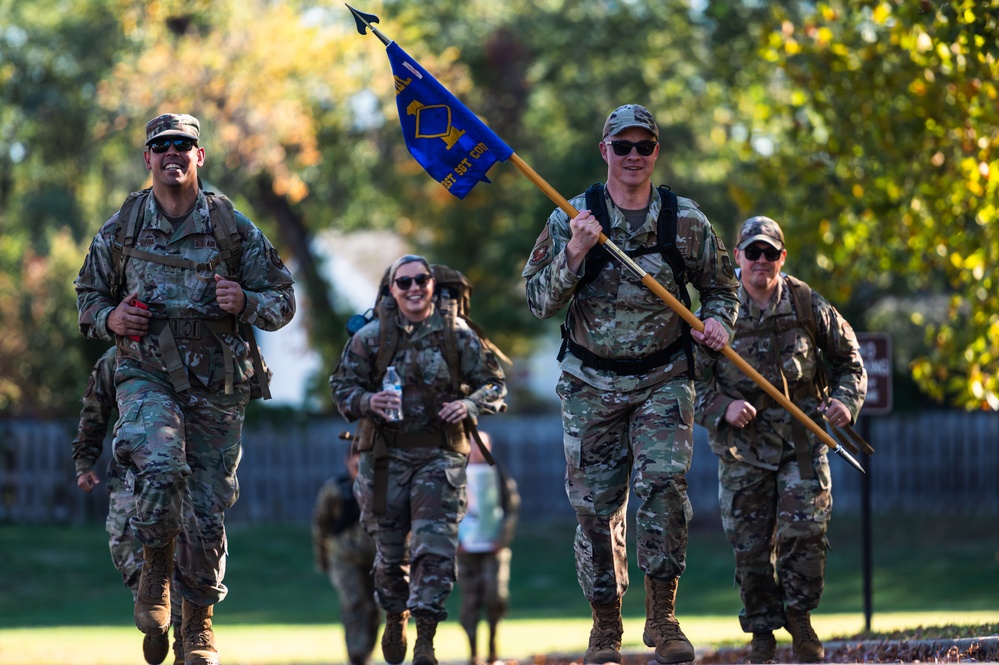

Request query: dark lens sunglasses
[
  {"left": 606, "top": 140, "right": 658, "bottom": 156},
  {"left": 393, "top": 273, "right": 432, "bottom": 290},
  {"left": 743, "top": 245, "right": 782, "bottom": 261},
  {"left": 148, "top": 138, "right": 198, "bottom": 154}
]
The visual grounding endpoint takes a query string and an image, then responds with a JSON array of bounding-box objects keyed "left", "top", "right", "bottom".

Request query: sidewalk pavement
[{"left": 506, "top": 635, "right": 998, "bottom": 664}]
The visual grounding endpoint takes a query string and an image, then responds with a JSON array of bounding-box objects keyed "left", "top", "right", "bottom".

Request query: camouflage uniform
[
  {"left": 71, "top": 347, "right": 143, "bottom": 593},
  {"left": 457, "top": 461, "right": 520, "bottom": 660},
  {"left": 329, "top": 306, "right": 506, "bottom": 622},
  {"left": 73, "top": 346, "right": 136, "bottom": 596},
  {"left": 75, "top": 186, "right": 295, "bottom": 607},
  {"left": 313, "top": 474, "right": 380, "bottom": 665},
  {"left": 522, "top": 185, "right": 739, "bottom": 604},
  {"left": 72, "top": 345, "right": 184, "bottom": 658},
  {"left": 694, "top": 267, "right": 866, "bottom": 633}
]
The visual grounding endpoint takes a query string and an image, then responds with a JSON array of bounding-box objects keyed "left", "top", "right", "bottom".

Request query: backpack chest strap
[{"left": 120, "top": 245, "right": 225, "bottom": 281}]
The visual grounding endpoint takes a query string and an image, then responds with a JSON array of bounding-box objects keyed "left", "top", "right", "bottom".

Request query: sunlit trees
[
  {"left": 722, "top": 0, "right": 998, "bottom": 408},
  {"left": 1, "top": 0, "right": 995, "bottom": 413}
]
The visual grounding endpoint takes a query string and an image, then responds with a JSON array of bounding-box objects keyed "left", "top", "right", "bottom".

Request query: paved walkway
[{"left": 491, "top": 635, "right": 999, "bottom": 664}]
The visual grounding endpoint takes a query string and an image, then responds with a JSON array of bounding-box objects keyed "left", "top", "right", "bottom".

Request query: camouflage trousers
[
  {"left": 557, "top": 373, "right": 695, "bottom": 604},
  {"left": 717, "top": 445, "right": 832, "bottom": 633},
  {"left": 356, "top": 447, "right": 467, "bottom": 621},
  {"left": 106, "top": 457, "right": 183, "bottom": 622},
  {"left": 457, "top": 548, "right": 511, "bottom": 632},
  {"left": 326, "top": 524, "right": 380, "bottom": 663},
  {"left": 106, "top": 457, "right": 143, "bottom": 596},
  {"left": 113, "top": 364, "right": 248, "bottom": 606}
]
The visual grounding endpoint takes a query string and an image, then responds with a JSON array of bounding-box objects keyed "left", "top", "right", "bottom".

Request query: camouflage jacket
[
  {"left": 311, "top": 474, "right": 372, "bottom": 568},
  {"left": 694, "top": 274, "right": 867, "bottom": 469},
  {"left": 522, "top": 186, "right": 739, "bottom": 391},
  {"left": 71, "top": 346, "right": 117, "bottom": 476},
  {"left": 329, "top": 306, "right": 506, "bottom": 432},
  {"left": 75, "top": 189, "right": 295, "bottom": 392}
]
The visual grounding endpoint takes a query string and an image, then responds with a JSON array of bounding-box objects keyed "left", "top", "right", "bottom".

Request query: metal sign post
[{"left": 856, "top": 332, "right": 892, "bottom": 632}]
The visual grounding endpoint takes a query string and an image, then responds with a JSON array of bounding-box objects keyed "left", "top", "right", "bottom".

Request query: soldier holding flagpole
[{"left": 522, "top": 105, "right": 739, "bottom": 664}]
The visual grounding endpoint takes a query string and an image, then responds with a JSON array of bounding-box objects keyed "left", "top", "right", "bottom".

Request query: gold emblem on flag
[{"left": 406, "top": 101, "right": 465, "bottom": 149}]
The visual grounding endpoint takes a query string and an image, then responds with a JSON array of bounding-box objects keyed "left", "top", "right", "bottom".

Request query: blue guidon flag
[{"left": 386, "top": 42, "right": 513, "bottom": 199}]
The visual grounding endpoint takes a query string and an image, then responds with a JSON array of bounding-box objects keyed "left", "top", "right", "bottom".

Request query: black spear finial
[{"left": 346, "top": 4, "right": 391, "bottom": 46}]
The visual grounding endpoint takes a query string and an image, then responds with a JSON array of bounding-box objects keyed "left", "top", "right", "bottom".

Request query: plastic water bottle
[{"left": 382, "top": 366, "right": 403, "bottom": 422}]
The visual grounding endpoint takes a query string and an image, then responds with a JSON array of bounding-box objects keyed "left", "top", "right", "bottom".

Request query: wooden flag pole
[{"left": 508, "top": 154, "right": 865, "bottom": 473}]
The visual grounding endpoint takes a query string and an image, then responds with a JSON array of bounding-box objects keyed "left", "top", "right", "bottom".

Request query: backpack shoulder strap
[
  {"left": 439, "top": 295, "right": 462, "bottom": 393},
  {"left": 204, "top": 192, "right": 267, "bottom": 399},
  {"left": 584, "top": 182, "right": 610, "bottom": 234},
  {"left": 112, "top": 189, "right": 151, "bottom": 299},
  {"left": 785, "top": 275, "right": 817, "bottom": 345},
  {"left": 579, "top": 183, "right": 611, "bottom": 286},
  {"left": 784, "top": 274, "right": 828, "bottom": 397},
  {"left": 655, "top": 185, "right": 687, "bottom": 304},
  {"left": 655, "top": 186, "right": 694, "bottom": 378},
  {"left": 374, "top": 299, "right": 399, "bottom": 381},
  {"left": 205, "top": 193, "right": 243, "bottom": 278}
]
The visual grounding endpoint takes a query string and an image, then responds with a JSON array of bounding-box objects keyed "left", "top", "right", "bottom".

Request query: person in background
[
  {"left": 312, "top": 441, "right": 380, "bottom": 665},
  {"left": 457, "top": 430, "right": 520, "bottom": 665},
  {"left": 72, "top": 346, "right": 184, "bottom": 665},
  {"left": 693, "top": 216, "right": 867, "bottom": 663},
  {"left": 522, "top": 103, "right": 739, "bottom": 664}
]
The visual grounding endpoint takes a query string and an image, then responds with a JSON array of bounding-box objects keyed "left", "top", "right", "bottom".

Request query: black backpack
[{"left": 559, "top": 183, "right": 694, "bottom": 377}]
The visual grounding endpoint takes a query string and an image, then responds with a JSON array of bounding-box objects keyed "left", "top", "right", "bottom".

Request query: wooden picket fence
[{"left": 1, "top": 410, "right": 996, "bottom": 524}]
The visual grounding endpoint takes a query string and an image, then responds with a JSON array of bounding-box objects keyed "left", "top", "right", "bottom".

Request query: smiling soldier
[{"left": 75, "top": 112, "right": 296, "bottom": 665}]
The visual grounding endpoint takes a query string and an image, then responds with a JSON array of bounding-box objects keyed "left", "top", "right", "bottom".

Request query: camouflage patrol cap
[
  {"left": 602, "top": 104, "right": 658, "bottom": 139},
  {"left": 144, "top": 113, "right": 201, "bottom": 146},
  {"left": 737, "top": 216, "right": 785, "bottom": 250}
]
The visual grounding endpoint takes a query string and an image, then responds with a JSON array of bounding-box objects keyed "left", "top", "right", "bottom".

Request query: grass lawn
[{"left": 1, "top": 512, "right": 996, "bottom": 663}]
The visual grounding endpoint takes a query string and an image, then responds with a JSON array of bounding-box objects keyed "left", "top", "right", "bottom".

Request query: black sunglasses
[
  {"left": 743, "top": 245, "right": 782, "bottom": 261},
  {"left": 606, "top": 140, "right": 658, "bottom": 156},
  {"left": 148, "top": 138, "right": 198, "bottom": 154},
  {"left": 393, "top": 273, "right": 432, "bottom": 290}
]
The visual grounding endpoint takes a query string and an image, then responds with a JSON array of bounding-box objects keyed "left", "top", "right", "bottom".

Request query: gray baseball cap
[
  {"left": 145, "top": 113, "right": 201, "bottom": 145},
  {"left": 737, "top": 216, "right": 785, "bottom": 250},
  {"left": 601, "top": 104, "right": 658, "bottom": 139}
]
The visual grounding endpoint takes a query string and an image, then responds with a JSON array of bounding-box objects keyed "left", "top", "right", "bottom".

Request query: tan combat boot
[
  {"left": 135, "top": 542, "right": 175, "bottom": 635},
  {"left": 381, "top": 610, "right": 410, "bottom": 665},
  {"left": 785, "top": 607, "right": 824, "bottom": 662},
  {"left": 584, "top": 598, "right": 623, "bottom": 664},
  {"left": 749, "top": 631, "right": 777, "bottom": 663},
  {"left": 142, "top": 632, "right": 169, "bottom": 664},
  {"left": 182, "top": 600, "right": 219, "bottom": 665},
  {"left": 412, "top": 615, "right": 439, "bottom": 665},
  {"left": 642, "top": 576, "right": 695, "bottom": 664}
]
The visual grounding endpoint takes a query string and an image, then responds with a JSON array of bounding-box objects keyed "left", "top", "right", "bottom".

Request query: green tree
[
  {"left": 722, "top": 0, "right": 998, "bottom": 409},
  {"left": 0, "top": 0, "right": 131, "bottom": 415},
  {"left": 3, "top": 0, "right": 994, "bottom": 414}
]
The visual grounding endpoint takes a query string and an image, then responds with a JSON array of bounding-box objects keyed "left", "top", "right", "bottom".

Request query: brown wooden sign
[{"left": 857, "top": 332, "right": 892, "bottom": 416}]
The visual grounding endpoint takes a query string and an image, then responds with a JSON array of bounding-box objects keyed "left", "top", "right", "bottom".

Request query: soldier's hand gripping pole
[{"left": 507, "top": 154, "right": 866, "bottom": 474}]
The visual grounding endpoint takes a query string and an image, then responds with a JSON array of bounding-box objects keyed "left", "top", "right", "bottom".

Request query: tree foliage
[
  {"left": 721, "top": 0, "right": 998, "bottom": 409},
  {"left": 0, "top": 0, "right": 995, "bottom": 414}
]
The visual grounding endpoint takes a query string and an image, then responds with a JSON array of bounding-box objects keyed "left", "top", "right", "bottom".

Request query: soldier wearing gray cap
[
  {"left": 75, "top": 112, "right": 296, "bottom": 665},
  {"left": 522, "top": 104, "right": 739, "bottom": 664},
  {"left": 144, "top": 113, "right": 201, "bottom": 145},
  {"left": 694, "top": 216, "right": 867, "bottom": 664}
]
